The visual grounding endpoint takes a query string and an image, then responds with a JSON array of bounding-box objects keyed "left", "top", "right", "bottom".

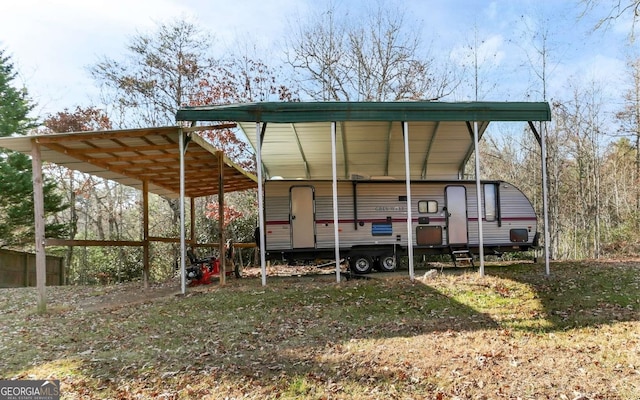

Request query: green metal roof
[
  {"left": 176, "top": 101, "right": 551, "bottom": 180},
  {"left": 176, "top": 101, "right": 551, "bottom": 123}
]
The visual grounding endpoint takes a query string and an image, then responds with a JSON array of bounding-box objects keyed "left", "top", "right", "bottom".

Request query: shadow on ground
[{"left": 1, "top": 259, "right": 638, "bottom": 398}]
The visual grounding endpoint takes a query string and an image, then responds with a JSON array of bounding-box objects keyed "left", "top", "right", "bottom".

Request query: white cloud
[
  {"left": 1, "top": 0, "right": 309, "bottom": 114},
  {"left": 1, "top": 0, "right": 189, "bottom": 114},
  {"left": 485, "top": 1, "right": 499, "bottom": 20},
  {"left": 0, "top": 0, "right": 632, "bottom": 114},
  {"left": 544, "top": 52, "right": 626, "bottom": 113}
]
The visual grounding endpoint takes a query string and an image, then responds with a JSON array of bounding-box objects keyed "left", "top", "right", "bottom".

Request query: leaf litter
[{"left": 0, "top": 260, "right": 638, "bottom": 399}]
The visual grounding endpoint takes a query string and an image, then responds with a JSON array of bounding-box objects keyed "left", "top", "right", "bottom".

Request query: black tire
[
  {"left": 234, "top": 262, "right": 242, "bottom": 278},
  {"left": 350, "top": 255, "right": 373, "bottom": 274},
  {"left": 378, "top": 254, "right": 396, "bottom": 272}
]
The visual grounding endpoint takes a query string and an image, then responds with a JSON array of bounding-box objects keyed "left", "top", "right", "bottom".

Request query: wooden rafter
[{"left": 11, "top": 127, "right": 256, "bottom": 199}]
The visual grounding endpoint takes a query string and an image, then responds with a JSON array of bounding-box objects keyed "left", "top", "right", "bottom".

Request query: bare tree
[
  {"left": 616, "top": 57, "right": 640, "bottom": 222},
  {"left": 285, "top": 3, "right": 458, "bottom": 101},
  {"left": 40, "top": 107, "right": 112, "bottom": 282},
  {"left": 188, "top": 46, "right": 300, "bottom": 247},
  {"left": 190, "top": 46, "right": 299, "bottom": 170},
  {"left": 452, "top": 23, "right": 502, "bottom": 101},
  {"left": 553, "top": 81, "right": 607, "bottom": 258},
  {"left": 580, "top": 0, "right": 640, "bottom": 41},
  {"left": 90, "top": 18, "right": 218, "bottom": 128},
  {"left": 516, "top": 10, "right": 564, "bottom": 259}
]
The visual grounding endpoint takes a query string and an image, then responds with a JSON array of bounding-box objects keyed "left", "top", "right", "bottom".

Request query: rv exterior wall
[{"left": 263, "top": 180, "right": 537, "bottom": 257}]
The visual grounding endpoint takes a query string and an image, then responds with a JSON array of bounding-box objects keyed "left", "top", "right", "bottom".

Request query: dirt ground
[
  {"left": 52, "top": 264, "right": 342, "bottom": 312},
  {"left": 57, "top": 261, "right": 521, "bottom": 312}
]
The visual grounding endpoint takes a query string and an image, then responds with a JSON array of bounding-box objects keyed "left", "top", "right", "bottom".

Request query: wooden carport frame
[{"left": 0, "top": 125, "right": 257, "bottom": 312}]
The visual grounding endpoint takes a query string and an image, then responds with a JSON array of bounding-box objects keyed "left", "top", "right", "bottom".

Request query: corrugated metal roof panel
[
  {"left": 236, "top": 118, "right": 482, "bottom": 179},
  {"left": 188, "top": 102, "right": 550, "bottom": 181}
]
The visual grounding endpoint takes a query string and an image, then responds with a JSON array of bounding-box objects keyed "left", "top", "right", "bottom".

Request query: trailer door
[
  {"left": 445, "top": 185, "right": 468, "bottom": 245},
  {"left": 290, "top": 186, "right": 315, "bottom": 248}
]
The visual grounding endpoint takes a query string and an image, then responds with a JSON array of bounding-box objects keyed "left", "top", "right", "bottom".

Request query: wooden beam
[
  {"left": 190, "top": 197, "right": 196, "bottom": 245},
  {"left": 124, "top": 158, "right": 214, "bottom": 170},
  {"left": 40, "top": 143, "right": 185, "bottom": 194},
  {"left": 34, "top": 127, "right": 179, "bottom": 143},
  {"left": 45, "top": 239, "right": 145, "bottom": 246},
  {"left": 190, "top": 134, "right": 259, "bottom": 183},
  {"left": 31, "top": 140, "right": 47, "bottom": 314},
  {"left": 233, "top": 242, "right": 257, "bottom": 249},
  {"left": 148, "top": 236, "right": 183, "bottom": 243},
  {"left": 191, "top": 243, "right": 221, "bottom": 249},
  {"left": 88, "top": 153, "right": 180, "bottom": 163},
  {"left": 77, "top": 143, "right": 178, "bottom": 154},
  {"left": 143, "top": 180, "right": 150, "bottom": 289}
]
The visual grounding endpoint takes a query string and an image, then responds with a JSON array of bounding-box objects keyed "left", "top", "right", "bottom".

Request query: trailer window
[
  {"left": 484, "top": 184, "right": 497, "bottom": 222},
  {"left": 418, "top": 200, "right": 438, "bottom": 214}
]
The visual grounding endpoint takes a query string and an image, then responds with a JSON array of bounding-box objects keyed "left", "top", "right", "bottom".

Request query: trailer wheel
[
  {"left": 378, "top": 255, "right": 396, "bottom": 272},
  {"left": 350, "top": 255, "right": 373, "bottom": 274}
]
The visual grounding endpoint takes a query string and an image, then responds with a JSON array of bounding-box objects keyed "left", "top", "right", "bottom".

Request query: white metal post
[
  {"left": 331, "top": 122, "right": 341, "bottom": 283},
  {"left": 402, "top": 122, "right": 415, "bottom": 281},
  {"left": 179, "top": 129, "right": 186, "bottom": 294},
  {"left": 256, "top": 122, "right": 267, "bottom": 286},
  {"left": 473, "top": 121, "right": 485, "bottom": 276},
  {"left": 540, "top": 121, "right": 551, "bottom": 276}
]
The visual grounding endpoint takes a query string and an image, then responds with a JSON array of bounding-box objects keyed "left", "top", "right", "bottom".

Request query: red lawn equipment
[{"left": 184, "top": 241, "right": 237, "bottom": 286}]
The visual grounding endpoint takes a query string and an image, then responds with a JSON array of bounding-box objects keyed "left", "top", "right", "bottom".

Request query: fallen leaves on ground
[{"left": 0, "top": 260, "right": 639, "bottom": 399}]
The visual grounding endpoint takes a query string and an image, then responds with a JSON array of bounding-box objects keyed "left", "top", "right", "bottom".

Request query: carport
[
  {"left": 0, "top": 125, "right": 257, "bottom": 311},
  {"left": 176, "top": 101, "right": 552, "bottom": 285}
]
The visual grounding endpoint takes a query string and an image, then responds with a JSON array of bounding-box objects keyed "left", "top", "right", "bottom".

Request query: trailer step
[{"left": 448, "top": 247, "right": 475, "bottom": 269}]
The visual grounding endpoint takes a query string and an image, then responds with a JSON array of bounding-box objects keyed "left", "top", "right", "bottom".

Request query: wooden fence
[{"left": 0, "top": 249, "right": 64, "bottom": 288}]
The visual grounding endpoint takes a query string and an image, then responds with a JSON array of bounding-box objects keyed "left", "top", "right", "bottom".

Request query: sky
[{"left": 0, "top": 0, "right": 636, "bottom": 120}]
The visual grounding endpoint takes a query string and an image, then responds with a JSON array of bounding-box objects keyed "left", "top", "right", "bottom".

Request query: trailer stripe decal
[{"left": 265, "top": 216, "right": 537, "bottom": 225}]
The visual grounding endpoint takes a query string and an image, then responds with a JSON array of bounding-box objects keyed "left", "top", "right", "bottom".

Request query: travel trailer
[{"left": 257, "top": 179, "right": 538, "bottom": 273}]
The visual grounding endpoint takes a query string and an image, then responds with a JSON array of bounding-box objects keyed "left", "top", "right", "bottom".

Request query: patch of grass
[
  {"left": 283, "top": 376, "right": 314, "bottom": 398},
  {"left": 22, "top": 358, "right": 84, "bottom": 379},
  {"left": 0, "top": 261, "right": 639, "bottom": 399}
]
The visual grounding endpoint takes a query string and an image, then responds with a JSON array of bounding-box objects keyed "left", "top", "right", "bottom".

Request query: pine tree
[{"left": 0, "top": 49, "right": 68, "bottom": 247}]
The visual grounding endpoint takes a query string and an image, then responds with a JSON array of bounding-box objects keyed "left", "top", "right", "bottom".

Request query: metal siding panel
[
  {"left": 466, "top": 182, "right": 537, "bottom": 246},
  {"left": 263, "top": 180, "right": 537, "bottom": 252}
]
